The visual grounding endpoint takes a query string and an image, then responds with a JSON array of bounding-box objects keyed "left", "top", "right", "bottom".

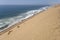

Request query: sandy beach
[{"left": 0, "top": 5, "right": 60, "bottom": 40}]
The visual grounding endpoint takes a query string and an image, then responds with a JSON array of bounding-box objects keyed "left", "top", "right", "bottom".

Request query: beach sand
[{"left": 0, "top": 5, "right": 60, "bottom": 40}]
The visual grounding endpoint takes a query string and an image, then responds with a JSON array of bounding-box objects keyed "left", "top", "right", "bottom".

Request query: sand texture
[{"left": 0, "top": 6, "right": 60, "bottom": 40}]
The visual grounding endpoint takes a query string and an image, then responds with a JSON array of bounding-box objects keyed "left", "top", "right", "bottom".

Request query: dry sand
[{"left": 0, "top": 6, "right": 60, "bottom": 40}]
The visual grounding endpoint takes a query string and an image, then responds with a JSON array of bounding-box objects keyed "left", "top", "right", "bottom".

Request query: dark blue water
[{"left": 0, "top": 5, "right": 49, "bottom": 19}]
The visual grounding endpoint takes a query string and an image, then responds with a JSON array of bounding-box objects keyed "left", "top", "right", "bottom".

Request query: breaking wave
[{"left": 0, "top": 6, "right": 49, "bottom": 32}]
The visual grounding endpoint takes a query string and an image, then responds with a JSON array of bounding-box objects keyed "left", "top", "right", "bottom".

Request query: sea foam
[{"left": 0, "top": 6, "right": 49, "bottom": 32}]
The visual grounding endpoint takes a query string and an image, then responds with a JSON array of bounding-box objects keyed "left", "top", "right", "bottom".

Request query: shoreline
[
  {"left": 0, "top": 6, "right": 50, "bottom": 35},
  {"left": 0, "top": 5, "right": 60, "bottom": 40}
]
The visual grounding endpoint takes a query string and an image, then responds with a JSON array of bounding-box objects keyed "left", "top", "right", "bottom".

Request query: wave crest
[{"left": 0, "top": 6, "right": 49, "bottom": 32}]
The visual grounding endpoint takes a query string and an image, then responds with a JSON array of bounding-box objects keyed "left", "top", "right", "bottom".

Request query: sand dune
[{"left": 0, "top": 5, "right": 60, "bottom": 40}]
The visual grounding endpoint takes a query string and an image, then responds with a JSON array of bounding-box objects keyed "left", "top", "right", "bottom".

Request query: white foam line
[{"left": 0, "top": 6, "right": 49, "bottom": 32}]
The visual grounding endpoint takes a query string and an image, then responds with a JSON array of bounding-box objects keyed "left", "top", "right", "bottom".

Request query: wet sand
[{"left": 0, "top": 5, "right": 60, "bottom": 40}]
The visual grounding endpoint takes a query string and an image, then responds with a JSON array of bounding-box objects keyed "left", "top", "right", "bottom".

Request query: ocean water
[{"left": 0, "top": 5, "right": 50, "bottom": 31}]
